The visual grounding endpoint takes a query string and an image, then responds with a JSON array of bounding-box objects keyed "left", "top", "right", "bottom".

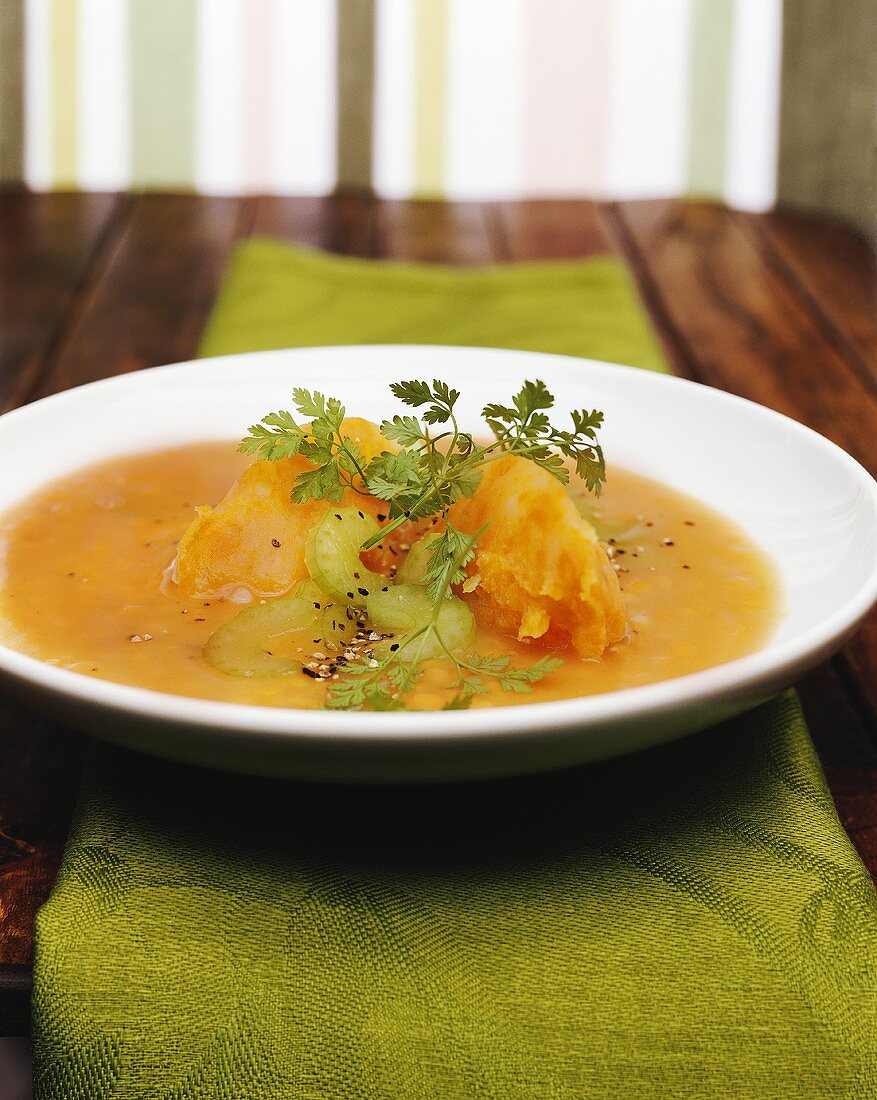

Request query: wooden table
[{"left": 0, "top": 192, "right": 875, "bottom": 1034}]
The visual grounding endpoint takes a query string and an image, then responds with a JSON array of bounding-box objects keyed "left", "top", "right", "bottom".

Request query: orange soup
[{"left": 0, "top": 443, "right": 779, "bottom": 710}]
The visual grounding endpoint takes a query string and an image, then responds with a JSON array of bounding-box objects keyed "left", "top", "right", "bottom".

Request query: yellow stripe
[
  {"left": 414, "top": 0, "right": 448, "bottom": 197},
  {"left": 50, "top": 0, "right": 78, "bottom": 187}
]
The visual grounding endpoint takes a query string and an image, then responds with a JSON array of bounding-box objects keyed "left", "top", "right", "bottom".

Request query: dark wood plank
[
  {"left": 30, "top": 193, "right": 253, "bottom": 400},
  {"left": 374, "top": 199, "right": 494, "bottom": 264},
  {"left": 0, "top": 191, "right": 128, "bottom": 412},
  {"left": 495, "top": 199, "right": 612, "bottom": 260},
  {"left": 753, "top": 208, "right": 877, "bottom": 384},
  {"left": 607, "top": 199, "right": 877, "bottom": 473},
  {"left": 254, "top": 192, "right": 375, "bottom": 256}
]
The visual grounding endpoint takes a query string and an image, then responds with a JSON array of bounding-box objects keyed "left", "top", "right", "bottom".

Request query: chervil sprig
[{"left": 240, "top": 377, "right": 606, "bottom": 710}]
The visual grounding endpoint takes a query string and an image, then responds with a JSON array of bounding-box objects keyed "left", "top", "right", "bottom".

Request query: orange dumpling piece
[
  {"left": 447, "top": 455, "right": 626, "bottom": 659},
  {"left": 175, "top": 418, "right": 390, "bottom": 598}
]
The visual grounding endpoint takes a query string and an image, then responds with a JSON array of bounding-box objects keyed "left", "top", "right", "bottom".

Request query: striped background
[{"left": 0, "top": 0, "right": 857, "bottom": 220}]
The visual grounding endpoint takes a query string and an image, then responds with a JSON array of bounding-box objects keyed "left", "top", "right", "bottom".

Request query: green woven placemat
[{"left": 33, "top": 241, "right": 877, "bottom": 1098}]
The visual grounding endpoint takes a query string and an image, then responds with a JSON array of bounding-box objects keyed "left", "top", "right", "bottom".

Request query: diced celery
[
  {"left": 395, "top": 533, "right": 441, "bottom": 585},
  {"left": 304, "top": 506, "right": 385, "bottom": 607},
  {"left": 367, "top": 583, "right": 474, "bottom": 659},
  {"left": 204, "top": 580, "right": 331, "bottom": 676}
]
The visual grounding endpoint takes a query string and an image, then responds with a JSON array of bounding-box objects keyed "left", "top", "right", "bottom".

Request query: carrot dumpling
[{"left": 448, "top": 455, "right": 626, "bottom": 659}]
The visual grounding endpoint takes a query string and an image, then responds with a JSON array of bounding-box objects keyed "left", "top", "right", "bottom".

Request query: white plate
[{"left": 0, "top": 346, "right": 875, "bottom": 782}]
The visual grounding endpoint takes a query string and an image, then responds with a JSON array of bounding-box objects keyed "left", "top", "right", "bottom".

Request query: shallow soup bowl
[{"left": 0, "top": 345, "right": 875, "bottom": 783}]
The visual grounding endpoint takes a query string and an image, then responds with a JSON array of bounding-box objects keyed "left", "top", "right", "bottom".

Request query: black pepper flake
[
  {"left": 353, "top": 571, "right": 360, "bottom": 579},
  {"left": 347, "top": 592, "right": 355, "bottom": 599},
  {"left": 203, "top": 602, "right": 211, "bottom": 606},
  {"left": 615, "top": 548, "right": 626, "bottom": 556},
  {"left": 683, "top": 564, "right": 690, "bottom": 570},
  {"left": 302, "top": 667, "right": 320, "bottom": 679},
  {"left": 389, "top": 546, "right": 398, "bottom": 556},
  {"left": 390, "top": 643, "right": 399, "bottom": 652},
  {"left": 662, "top": 539, "right": 674, "bottom": 547},
  {"left": 313, "top": 602, "right": 321, "bottom": 609},
  {"left": 357, "top": 510, "right": 365, "bottom": 519},
  {"left": 381, "top": 586, "right": 388, "bottom": 592},
  {"left": 272, "top": 538, "right": 281, "bottom": 547},
  {"left": 194, "top": 617, "right": 206, "bottom": 622},
  {"left": 684, "top": 520, "right": 695, "bottom": 526},
  {"left": 377, "top": 514, "right": 386, "bottom": 523},
  {"left": 334, "top": 513, "right": 342, "bottom": 521},
  {"left": 357, "top": 587, "right": 369, "bottom": 596}
]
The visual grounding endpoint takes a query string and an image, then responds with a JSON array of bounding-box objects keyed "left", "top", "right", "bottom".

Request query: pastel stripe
[
  {"left": 335, "top": 0, "right": 375, "bottom": 190},
  {"left": 273, "top": 0, "right": 335, "bottom": 195},
  {"left": 129, "top": 0, "right": 197, "bottom": 187},
  {"left": 23, "top": 0, "right": 52, "bottom": 189},
  {"left": 243, "top": 0, "right": 275, "bottom": 190},
  {"left": 195, "top": 0, "right": 244, "bottom": 194},
  {"left": 374, "top": 0, "right": 415, "bottom": 198},
  {"left": 607, "top": 0, "right": 690, "bottom": 198},
  {"left": 446, "top": 0, "right": 525, "bottom": 199},
  {"left": 413, "top": 0, "right": 447, "bottom": 197},
  {"left": 0, "top": 0, "right": 25, "bottom": 181},
  {"left": 523, "top": 0, "right": 612, "bottom": 195},
  {"left": 724, "top": 0, "right": 782, "bottom": 210},
  {"left": 687, "top": 0, "right": 735, "bottom": 196},
  {"left": 49, "top": 0, "right": 76, "bottom": 187},
  {"left": 78, "top": 0, "right": 129, "bottom": 189}
]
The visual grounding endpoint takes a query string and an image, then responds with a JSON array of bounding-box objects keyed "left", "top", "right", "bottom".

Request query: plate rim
[{"left": 0, "top": 344, "right": 875, "bottom": 753}]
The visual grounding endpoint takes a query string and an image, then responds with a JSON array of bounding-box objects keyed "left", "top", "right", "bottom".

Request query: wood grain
[
  {"left": 30, "top": 193, "right": 251, "bottom": 400},
  {"left": 254, "top": 192, "right": 375, "bottom": 257},
  {"left": 0, "top": 191, "right": 128, "bottom": 411},
  {"left": 374, "top": 199, "right": 494, "bottom": 264},
  {"left": 608, "top": 200, "right": 877, "bottom": 472},
  {"left": 755, "top": 208, "right": 877, "bottom": 384}
]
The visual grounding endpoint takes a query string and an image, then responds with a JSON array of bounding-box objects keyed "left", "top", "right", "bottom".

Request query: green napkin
[{"left": 33, "top": 242, "right": 877, "bottom": 1098}]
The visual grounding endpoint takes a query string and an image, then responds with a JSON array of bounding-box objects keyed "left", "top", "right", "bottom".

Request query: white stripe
[
  {"left": 194, "top": 0, "right": 244, "bottom": 194},
  {"left": 446, "top": 0, "right": 525, "bottom": 199},
  {"left": 373, "top": 0, "right": 415, "bottom": 199},
  {"left": 78, "top": 0, "right": 130, "bottom": 189},
  {"left": 273, "top": 0, "right": 336, "bottom": 195},
  {"left": 725, "top": 0, "right": 782, "bottom": 210},
  {"left": 23, "top": 0, "right": 52, "bottom": 188},
  {"left": 607, "top": 0, "right": 691, "bottom": 198}
]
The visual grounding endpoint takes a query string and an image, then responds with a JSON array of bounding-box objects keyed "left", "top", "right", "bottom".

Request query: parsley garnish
[{"left": 240, "top": 378, "right": 605, "bottom": 710}]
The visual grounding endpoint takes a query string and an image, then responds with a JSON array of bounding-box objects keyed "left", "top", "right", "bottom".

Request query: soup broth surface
[{"left": 0, "top": 443, "right": 779, "bottom": 709}]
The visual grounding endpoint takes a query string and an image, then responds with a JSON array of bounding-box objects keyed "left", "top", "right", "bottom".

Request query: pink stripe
[
  {"left": 244, "top": 0, "right": 276, "bottom": 190},
  {"left": 522, "top": 0, "right": 612, "bottom": 195}
]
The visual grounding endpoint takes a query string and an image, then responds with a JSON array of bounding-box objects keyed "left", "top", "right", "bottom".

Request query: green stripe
[
  {"left": 50, "top": 0, "right": 78, "bottom": 187},
  {"left": 0, "top": 0, "right": 25, "bottom": 182},
  {"left": 414, "top": 0, "right": 448, "bottom": 197},
  {"left": 129, "top": 0, "right": 197, "bottom": 187},
  {"left": 687, "top": 0, "right": 735, "bottom": 196},
  {"left": 335, "top": 0, "right": 376, "bottom": 190}
]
